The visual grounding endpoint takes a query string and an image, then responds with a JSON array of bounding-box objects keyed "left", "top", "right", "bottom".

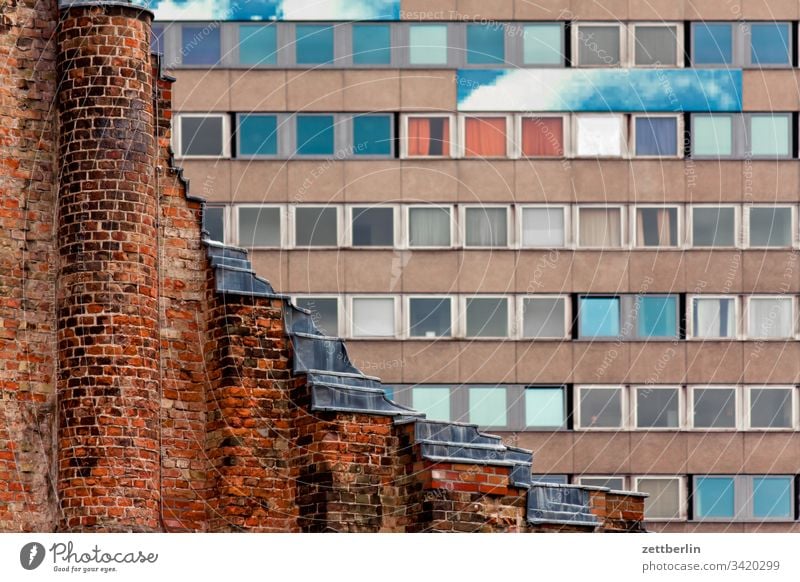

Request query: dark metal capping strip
[
  {"left": 527, "top": 518, "right": 599, "bottom": 527},
  {"left": 307, "top": 369, "right": 383, "bottom": 381},
  {"left": 415, "top": 438, "right": 521, "bottom": 454},
  {"left": 421, "top": 455, "right": 523, "bottom": 468}
]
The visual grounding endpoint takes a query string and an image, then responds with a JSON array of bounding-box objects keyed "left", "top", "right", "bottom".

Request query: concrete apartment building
[{"left": 157, "top": 0, "right": 800, "bottom": 532}]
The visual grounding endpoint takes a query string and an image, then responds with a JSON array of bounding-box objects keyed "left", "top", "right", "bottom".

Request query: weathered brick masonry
[{"left": 0, "top": 0, "right": 646, "bottom": 533}]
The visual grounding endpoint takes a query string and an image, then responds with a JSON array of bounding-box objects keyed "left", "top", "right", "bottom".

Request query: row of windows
[
  {"left": 536, "top": 475, "right": 798, "bottom": 522},
  {"left": 155, "top": 21, "right": 795, "bottom": 69},
  {"left": 291, "top": 294, "right": 799, "bottom": 341},
  {"left": 207, "top": 204, "right": 800, "bottom": 250},
  {"left": 177, "top": 112, "right": 797, "bottom": 160},
  {"left": 391, "top": 384, "right": 800, "bottom": 432}
]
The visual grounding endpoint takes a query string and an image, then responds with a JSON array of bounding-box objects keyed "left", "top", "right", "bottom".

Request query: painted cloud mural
[{"left": 116, "top": 0, "right": 400, "bottom": 20}]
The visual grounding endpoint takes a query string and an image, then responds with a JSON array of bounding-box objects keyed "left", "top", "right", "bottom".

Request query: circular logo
[{"left": 19, "top": 542, "right": 46, "bottom": 570}]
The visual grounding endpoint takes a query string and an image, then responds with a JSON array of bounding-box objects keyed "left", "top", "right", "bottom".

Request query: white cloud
[
  {"left": 281, "top": 0, "right": 390, "bottom": 20},
  {"left": 151, "top": 0, "right": 227, "bottom": 20}
]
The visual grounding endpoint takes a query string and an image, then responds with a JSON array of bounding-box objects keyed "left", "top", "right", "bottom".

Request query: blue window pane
[
  {"left": 579, "top": 297, "right": 620, "bottom": 338},
  {"left": 296, "top": 25, "right": 334, "bottom": 65},
  {"left": 239, "top": 25, "right": 277, "bottom": 65},
  {"left": 695, "top": 477, "right": 735, "bottom": 518},
  {"left": 182, "top": 25, "right": 221, "bottom": 65},
  {"left": 693, "top": 24, "right": 733, "bottom": 65},
  {"left": 751, "top": 23, "right": 790, "bottom": 65},
  {"left": 638, "top": 296, "right": 677, "bottom": 338},
  {"left": 296, "top": 115, "right": 335, "bottom": 156},
  {"left": 636, "top": 117, "right": 677, "bottom": 156},
  {"left": 152, "top": 24, "right": 165, "bottom": 54},
  {"left": 353, "top": 115, "right": 392, "bottom": 156},
  {"left": 525, "top": 387, "right": 565, "bottom": 428},
  {"left": 467, "top": 24, "right": 505, "bottom": 64},
  {"left": 382, "top": 386, "right": 395, "bottom": 401},
  {"left": 238, "top": 115, "right": 278, "bottom": 156},
  {"left": 753, "top": 477, "right": 793, "bottom": 518},
  {"left": 353, "top": 24, "right": 391, "bottom": 65}
]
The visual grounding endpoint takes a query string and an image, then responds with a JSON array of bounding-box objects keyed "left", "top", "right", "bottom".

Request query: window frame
[
  {"left": 174, "top": 113, "right": 230, "bottom": 160},
  {"left": 629, "top": 22, "right": 684, "bottom": 68},
  {"left": 575, "top": 204, "right": 626, "bottom": 249},
  {"left": 400, "top": 113, "right": 457, "bottom": 159},
  {"left": 347, "top": 295, "right": 400, "bottom": 339},
  {"left": 515, "top": 113, "right": 571, "bottom": 158},
  {"left": 574, "top": 385, "right": 627, "bottom": 431},
  {"left": 632, "top": 385, "right": 684, "bottom": 430},
  {"left": 346, "top": 204, "right": 400, "bottom": 249},
  {"left": 631, "top": 204, "right": 683, "bottom": 249},
  {"left": 405, "top": 295, "right": 456, "bottom": 340},
  {"left": 634, "top": 476, "right": 687, "bottom": 522},
  {"left": 572, "top": 22, "right": 626, "bottom": 67},
  {"left": 743, "top": 204, "right": 797, "bottom": 249},
  {"left": 745, "top": 295, "right": 796, "bottom": 340},
  {"left": 404, "top": 204, "right": 456, "bottom": 249},
  {"left": 630, "top": 113, "right": 684, "bottom": 159},
  {"left": 289, "top": 204, "right": 343, "bottom": 249},
  {"left": 687, "top": 294, "right": 741, "bottom": 340},
  {"left": 458, "top": 113, "right": 513, "bottom": 159},
  {"left": 688, "top": 204, "right": 740, "bottom": 249},
  {"left": 518, "top": 204, "right": 570, "bottom": 249},
  {"left": 688, "top": 385, "right": 741, "bottom": 431},
  {"left": 461, "top": 295, "right": 513, "bottom": 340},
  {"left": 292, "top": 295, "right": 343, "bottom": 338},
  {"left": 234, "top": 204, "right": 286, "bottom": 249},
  {"left": 745, "top": 385, "right": 798, "bottom": 431},
  {"left": 460, "top": 204, "right": 512, "bottom": 249},
  {"left": 517, "top": 294, "right": 570, "bottom": 340}
]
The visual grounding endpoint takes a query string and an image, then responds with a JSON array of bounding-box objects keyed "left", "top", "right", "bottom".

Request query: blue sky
[{"left": 140, "top": 0, "right": 400, "bottom": 21}]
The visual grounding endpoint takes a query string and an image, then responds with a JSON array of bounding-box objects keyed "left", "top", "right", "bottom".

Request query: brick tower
[{"left": 55, "top": 1, "right": 160, "bottom": 531}]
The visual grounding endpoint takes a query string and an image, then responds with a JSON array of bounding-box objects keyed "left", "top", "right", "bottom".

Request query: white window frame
[
  {"left": 234, "top": 204, "right": 286, "bottom": 249},
  {"left": 518, "top": 204, "right": 571, "bottom": 249},
  {"left": 632, "top": 385, "right": 684, "bottom": 430},
  {"left": 688, "top": 204, "right": 741, "bottom": 249},
  {"left": 688, "top": 384, "right": 741, "bottom": 431},
  {"left": 577, "top": 475, "right": 628, "bottom": 490},
  {"left": 628, "top": 22, "right": 684, "bottom": 68},
  {"left": 458, "top": 114, "right": 513, "bottom": 159},
  {"left": 745, "top": 385, "right": 798, "bottom": 431},
  {"left": 516, "top": 294, "right": 571, "bottom": 340},
  {"left": 634, "top": 476, "right": 687, "bottom": 522},
  {"left": 289, "top": 204, "right": 343, "bottom": 249},
  {"left": 743, "top": 204, "right": 797, "bottom": 249},
  {"left": 404, "top": 204, "right": 456, "bottom": 249},
  {"left": 461, "top": 295, "right": 514, "bottom": 339},
  {"left": 405, "top": 295, "right": 456, "bottom": 340},
  {"left": 687, "top": 294, "right": 741, "bottom": 340},
  {"left": 630, "top": 113, "right": 684, "bottom": 159},
  {"left": 460, "top": 204, "right": 513, "bottom": 249},
  {"left": 631, "top": 204, "right": 683, "bottom": 249},
  {"left": 572, "top": 22, "right": 626, "bottom": 67},
  {"left": 174, "top": 113, "right": 231, "bottom": 159},
  {"left": 745, "top": 295, "right": 796, "bottom": 340},
  {"left": 574, "top": 204, "right": 626, "bottom": 249},
  {"left": 347, "top": 295, "right": 400, "bottom": 339},
  {"left": 514, "top": 113, "right": 571, "bottom": 158},
  {"left": 574, "top": 385, "right": 627, "bottom": 431},
  {"left": 400, "top": 113, "right": 457, "bottom": 159},
  {"left": 573, "top": 113, "right": 628, "bottom": 158},
  {"left": 291, "top": 294, "right": 343, "bottom": 338},
  {"left": 345, "top": 204, "right": 400, "bottom": 248}
]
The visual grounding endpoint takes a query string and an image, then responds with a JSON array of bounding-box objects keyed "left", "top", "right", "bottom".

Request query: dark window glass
[{"left": 182, "top": 25, "right": 221, "bottom": 66}]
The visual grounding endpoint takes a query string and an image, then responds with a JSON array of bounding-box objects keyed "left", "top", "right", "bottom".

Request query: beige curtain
[{"left": 580, "top": 208, "right": 621, "bottom": 247}]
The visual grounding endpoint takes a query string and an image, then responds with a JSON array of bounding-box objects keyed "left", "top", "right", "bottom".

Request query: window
[
  {"left": 521, "top": 297, "right": 566, "bottom": 339},
  {"left": 691, "top": 206, "right": 736, "bottom": 247},
  {"left": 636, "top": 478, "right": 682, "bottom": 520},
  {"left": 178, "top": 115, "right": 227, "bottom": 158},
  {"left": 635, "top": 386, "right": 680, "bottom": 429},
  {"left": 694, "top": 476, "right": 735, "bottom": 519},
  {"left": 295, "top": 24, "right": 334, "bottom": 65},
  {"left": 468, "top": 386, "right": 508, "bottom": 427},
  {"left": 351, "top": 297, "right": 395, "bottom": 337},
  {"left": 412, "top": 386, "right": 451, "bottom": 421},
  {"left": 238, "top": 206, "right": 281, "bottom": 247},
  {"left": 752, "top": 477, "right": 793, "bottom": 519},
  {"left": 748, "top": 386, "right": 794, "bottom": 429},
  {"left": 465, "top": 297, "right": 509, "bottom": 338},
  {"left": 239, "top": 24, "right": 277, "bottom": 65},
  {"left": 750, "top": 22, "right": 791, "bottom": 66},
  {"left": 635, "top": 207, "right": 679, "bottom": 247},
  {"left": 466, "top": 24, "right": 505, "bottom": 64},
  {"left": 578, "top": 386, "right": 623, "bottom": 429},
  {"left": 352, "top": 24, "right": 391, "bottom": 65},
  {"left": 525, "top": 386, "right": 566, "bottom": 429},
  {"left": 408, "top": 297, "right": 452, "bottom": 338},
  {"left": 579, "top": 476, "right": 626, "bottom": 490},
  {"left": 296, "top": 115, "right": 335, "bottom": 156},
  {"left": 181, "top": 25, "right": 221, "bottom": 66},
  {"left": 405, "top": 116, "right": 451, "bottom": 158},
  {"left": 408, "top": 206, "right": 451, "bottom": 248},
  {"left": 634, "top": 116, "right": 679, "bottom": 157},
  {"left": 520, "top": 116, "right": 565, "bottom": 157},
  {"left": 294, "top": 206, "right": 338, "bottom": 247},
  {"left": 574, "top": 115, "right": 625, "bottom": 157},
  {"left": 576, "top": 24, "right": 621, "bottom": 66},
  {"left": 464, "top": 207, "right": 508, "bottom": 247},
  {"left": 747, "top": 206, "right": 793, "bottom": 247},
  {"left": 350, "top": 206, "right": 394, "bottom": 247},
  {"left": 352, "top": 115, "right": 392, "bottom": 156},
  {"left": 531, "top": 475, "right": 569, "bottom": 485},
  {"left": 577, "top": 207, "right": 622, "bottom": 247},
  {"left": 633, "top": 24, "right": 679, "bottom": 66},
  {"left": 238, "top": 114, "right": 278, "bottom": 157},
  {"left": 692, "top": 23, "right": 733, "bottom": 65},
  {"left": 579, "top": 297, "right": 620, "bottom": 338},
  {"left": 203, "top": 206, "right": 225, "bottom": 243},
  {"left": 521, "top": 206, "right": 566, "bottom": 247},
  {"left": 747, "top": 297, "right": 793, "bottom": 339},
  {"left": 409, "top": 24, "right": 448, "bottom": 65},
  {"left": 693, "top": 475, "right": 794, "bottom": 521},
  {"left": 692, "top": 386, "right": 737, "bottom": 429},
  {"left": 463, "top": 116, "right": 507, "bottom": 158},
  {"left": 522, "top": 23, "right": 563, "bottom": 65},
  {"left": 152, "top": 24, "right": 166, "bottom": 54},
  {"left": 637, "top": 296, "right": 678, "bottom": 339},
  {"left": 691, "top": 297, "right": 737, "bottom": 339},
  {"left": 749, "top": 114, "right": 791, "bottom": 157},
  {"left": 692, "top": 115, "right": 733, "bottom": 157},
  {"left": 295, "top": 297, "right": 339, "bottom": 336}
]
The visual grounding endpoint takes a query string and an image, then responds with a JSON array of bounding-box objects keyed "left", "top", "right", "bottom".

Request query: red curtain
[
  {"left": 522, "top": 117, "right": 563, "bottom": 157},
  {"left": 465, "top": 117, "right": 506, "bottom": 157},
  {"left": 408, "top": 117, "right": 450, "bottom": 157}
]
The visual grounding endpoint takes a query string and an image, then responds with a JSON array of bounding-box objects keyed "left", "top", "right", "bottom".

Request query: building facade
[{"left": 160, "top": 0, "right": 800, "bottom": 532}]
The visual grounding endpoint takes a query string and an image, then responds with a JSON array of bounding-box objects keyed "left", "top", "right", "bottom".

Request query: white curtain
[
  {"left": 575, "top": 115, "right": 624, "bottom": 157},
  {"left": 579, "top": 208, "right": 621, "bottom": 247},
  {"left": 749, "top": 298, "right": 792, "bottom": 338},
  {"left": 639, "top": 478, "right": 679, "bottom": 519},
  {"left": 695, "top": 298, "right": 735, "bottom": 337},
  {"left": 409, "top": 207, "right": 450, "bottom": 246},
  {"left": 352, "top": 298, "right": 394, "bottom": 337},
  {"left": 465, "top": 208, "right": 507, "bottom": 247},
  {"left": 522, "top": 208, "right": 564, "bottom": 247}
]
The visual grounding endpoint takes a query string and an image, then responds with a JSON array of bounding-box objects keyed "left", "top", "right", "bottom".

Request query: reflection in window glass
[
  {"left": 577, "top": 25, "right": 620, "bottom": 66},
  {"left": 695, "top": 477, "right": 735, "bottom": 519},
  {"left": 409, "top": 297, "right": 452, "bottom": 338},
  {"left": 750, "top": 388, "right": 793, "bottom": 429},
  {"left": 692, "top": 115, "right": 733, "bottom": 157},
  {"left": 525, "top": 387, "right": 565, "bottom": 428},
  {"left": 637, "top": 296, "right": 678, "bottom": 338},
  {"left": 182, "top": 25, "right": 221, "bottom": 65},
  {"left": 749, "top": 207, "right": 792, "bottom": 247},
  {"left": 295, "top": 207, "right": 337, "bottom": 247},
  {"left": 351, "top": 207, "right": 394, "bottom": 247},
  {"left": 522, "top": 297, "right": 565, "bottom": 338},
  {"left": 238, "top": 207, "right": 280, "bottom": 247},
  {"left": 635, "top": 117, "right": 678, "bottom": 156},
  {"left": 409, "top": 25, "right": 448, "bottom": 65},
  {"left": 295, "top": 298, "right": 339, "bottom": 336},
  {"left": 353, "top": 115, "right": 392, "bottom": 156},
  {"left": 693, "top": 23, "right": 733, "bottom": 65},
  {"left": 296, "top": 24, "right": 334, "bottom": 65},
  {"left": 412, "top": 386, "right": 451, "bottom": 421},
  {"left": 466, "top": 297, "right": 508, "bottom": 337},
  {"left": 692, "top": 206, "right": 735, "bottom": 247},
  {"left": 352, "top": 298, "right": 394, "bottom": 337},
  {"left": 579, "top": 387, "right": 622, "bottom": 428},
  {"left": 466, "top": 24, "right": 505, "bottom": 64},
  {"left": 180, "top": 116, "right": 224, "bottom": 157},
  {"left": 296, "top": 115, "right": 335, "bottom": 156},
  {"left": 579, "top": 297, "right": 620, "bottom": 338},
  {"left": 693, "top": 388, "right": 736, "bottom": 429},
  {"left": 352, "top": 24, "right": 391, "bottom": 65},
  {"left": 523, "top": 24, "right": 562, "bottom": 65},
  {"left": 634, "top": 25, "right": 678, "bottom": 66},
  {"left": 239, "top": 25, "right": 277, "bottom": 65},
  {"left": 750, "top": 115, "right": 791, "bottom": 157},
  {"left": 203, "top": 206, "right": 225, "bottom": 243},
  {"left": 750, "top": 23, "right": 790, "bottom": 66},
  {"left": 636, "top": 387, "right": 680, "bottom": 428},
  {"left": 238, "top": 114, "right": 278, "bottom": 156},
  {"left": 752, "top": 477, "right": 793, "bottom": 518},
  {"left": 468, "top": 386, "right": 507, "bottom": 426}
]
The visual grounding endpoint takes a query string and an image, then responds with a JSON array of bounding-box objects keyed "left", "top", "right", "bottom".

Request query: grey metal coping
[{"left": 527, "top": 484, "right": 600, "bottom": 527}]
